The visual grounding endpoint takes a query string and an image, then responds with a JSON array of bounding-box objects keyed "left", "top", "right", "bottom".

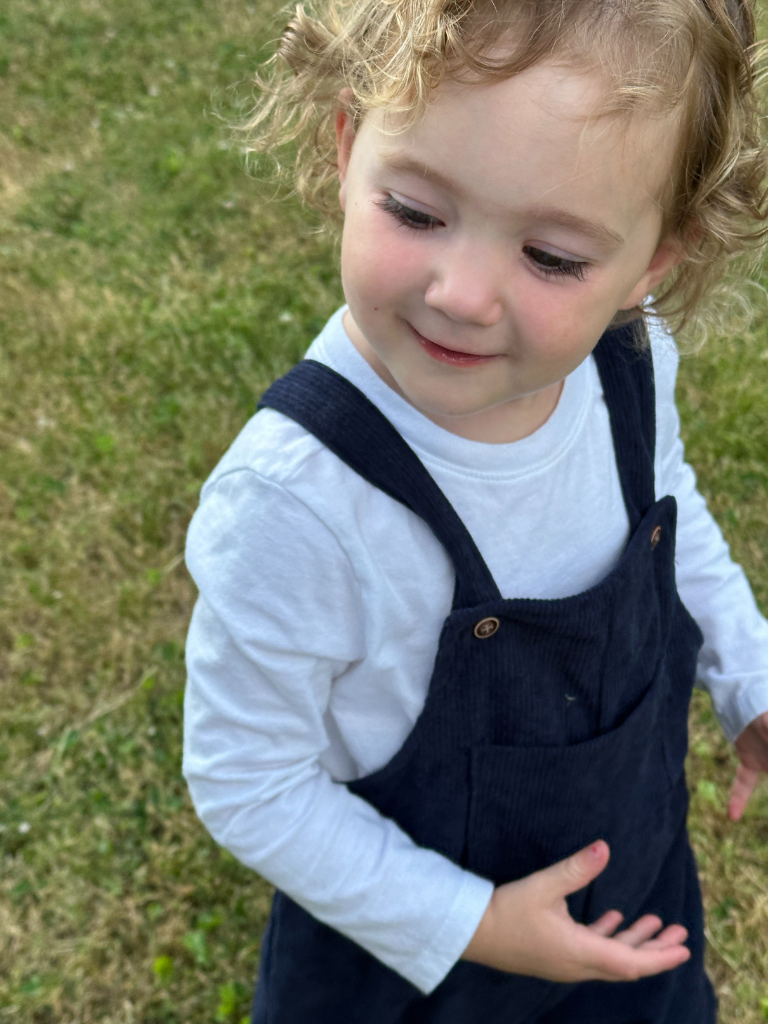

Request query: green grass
[{"left": 0, "top": 0, "right": 767, "bottom": 1020}]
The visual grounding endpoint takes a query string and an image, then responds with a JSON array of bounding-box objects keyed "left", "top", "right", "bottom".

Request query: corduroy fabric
[{"left": 251, "top": 322, "right": 715, "bottom": 1024}]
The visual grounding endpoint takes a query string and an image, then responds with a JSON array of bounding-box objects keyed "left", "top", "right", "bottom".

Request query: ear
[
  {"left": 618, "top": 234, "right": 685, "bottom": 310},
  {"left": 335, "top": 87, "right": 356, "bottom": 213}
]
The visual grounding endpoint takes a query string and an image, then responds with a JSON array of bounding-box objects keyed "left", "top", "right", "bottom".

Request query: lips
[{"left": 409, "top": 324, "right": 498, "bottom": 367}]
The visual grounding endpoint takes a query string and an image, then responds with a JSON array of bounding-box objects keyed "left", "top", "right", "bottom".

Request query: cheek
[
  {"left": 341, "top": 208, "right": 429, "bottom": 305},
  {"left": 515, "top": 278, "right": 615, "bottom": 365}
]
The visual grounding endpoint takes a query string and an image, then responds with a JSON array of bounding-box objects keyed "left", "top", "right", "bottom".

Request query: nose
[{"left": 424, "top": 239, "right": 505, "bottom": 327}]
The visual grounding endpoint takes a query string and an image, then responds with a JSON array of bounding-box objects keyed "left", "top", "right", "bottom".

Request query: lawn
[{"left": 0, "top": 0, "right": 766, "bottom": 1021}]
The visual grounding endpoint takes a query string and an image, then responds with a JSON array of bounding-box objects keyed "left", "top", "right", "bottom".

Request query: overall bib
[{"left": 252, "top": 322, "right": 717, "bottom": 1024}]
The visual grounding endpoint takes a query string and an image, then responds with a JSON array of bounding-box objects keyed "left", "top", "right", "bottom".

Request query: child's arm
[
  {"left": 650, "top": 320, "right": 768, "bottom": 816},
  {"left": 183, "top": 464, "right": 494, "bottom": 994}
]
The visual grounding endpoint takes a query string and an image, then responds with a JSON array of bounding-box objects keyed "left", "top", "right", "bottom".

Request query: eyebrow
[{"left": 380, "top": 154, "right": 626, "bottom": 251}]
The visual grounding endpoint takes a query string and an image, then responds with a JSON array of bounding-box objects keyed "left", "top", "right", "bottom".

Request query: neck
[{"left": 417, "top": 381, "right": 564, "bottom": 443}]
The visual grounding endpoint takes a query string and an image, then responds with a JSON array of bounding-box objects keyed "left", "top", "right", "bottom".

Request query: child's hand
[
  {"left": 728, "top": 711, "right": 768, "bottom": 822},
  {"left": 462, "top": 840, "right": 690, "bottom": 982}
]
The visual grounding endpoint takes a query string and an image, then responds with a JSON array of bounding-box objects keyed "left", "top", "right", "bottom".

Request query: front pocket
[{"left": 465, "top": 668, "right": 683, "bottom": 921}]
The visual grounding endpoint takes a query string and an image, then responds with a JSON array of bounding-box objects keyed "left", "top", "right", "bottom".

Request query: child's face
[{"left": 336, "top": 65, "right": 682, "bottom": 442}]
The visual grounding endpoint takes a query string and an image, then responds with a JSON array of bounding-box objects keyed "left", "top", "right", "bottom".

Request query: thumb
[{"left": 538, "top": 840, "right": 610, "bottom": 900}]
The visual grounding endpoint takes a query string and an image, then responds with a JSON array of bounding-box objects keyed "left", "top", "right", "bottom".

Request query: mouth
[{"left": 409, "top": 324, "right": 498, "bottom": 367}]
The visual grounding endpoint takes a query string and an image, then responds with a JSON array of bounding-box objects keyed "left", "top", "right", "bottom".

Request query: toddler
[{"left": 183, "top": 0, "right": 768, "bottom": 1020}]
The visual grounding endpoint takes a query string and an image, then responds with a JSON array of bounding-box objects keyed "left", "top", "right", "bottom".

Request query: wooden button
[
  {"left": 650, "top": 525, "right": 662, "bottom": 549},
  {"left": 473, "top": 617, "right": 500, "bottom": 639}
]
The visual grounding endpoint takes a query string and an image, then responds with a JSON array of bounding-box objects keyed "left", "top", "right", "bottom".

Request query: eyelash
[
  {"left": 376, "top": 194, "right": 590, "bottom": 282},
  {"left": 376, "top": 194, "right": 441, "bottom": 231},
  {"left": 522, "top": 245, "right": 589, "bottom": 282}
]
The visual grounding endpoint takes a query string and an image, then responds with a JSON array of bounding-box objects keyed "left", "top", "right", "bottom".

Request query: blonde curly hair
[{"left": 243, "top": 0, "right": 768, "bottom": 342}]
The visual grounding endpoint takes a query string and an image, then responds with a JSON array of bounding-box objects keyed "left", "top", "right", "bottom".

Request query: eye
[
  {"left": 523, "top": 245, "right": 589, "bottom": 282},
  {"left": 376, "top": 195, "right": 442, "bottom": 231}
]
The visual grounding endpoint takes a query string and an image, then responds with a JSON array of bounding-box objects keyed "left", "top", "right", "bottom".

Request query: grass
[{"left": 0, "top": 0, "right": 766, "bottom": 1020}]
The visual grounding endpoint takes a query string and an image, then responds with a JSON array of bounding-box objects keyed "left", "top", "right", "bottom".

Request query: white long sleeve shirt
[{"left": 183, "top": 306, "right": 768, "bottom": 994}]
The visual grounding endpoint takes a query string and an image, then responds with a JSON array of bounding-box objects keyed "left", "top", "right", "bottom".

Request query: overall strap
[
  {"left": 258, "top": 360, "right": 502, "bottom": 609},
  {"left": 591, "top": 321, "right": 657, "bottom": 531}
]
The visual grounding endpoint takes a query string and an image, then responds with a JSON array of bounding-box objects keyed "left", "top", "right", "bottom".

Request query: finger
[
  {"left": 538, "top": 840, "right": 610, "bottom": 900},
  {"left": 639, "top": 924, "right": 688, "bottom": 950},
  {"left": 579, "top": 929, "right": 691, "bottom": 982},
  {"left": 728, "top": 763, "right": 760, "bottom": 822},
  {"left": 599, "top": 943, "right": 691, "bottom": 982},
  {"left": 588, "top": 910, "right": 624, "bottom": 937},
  {"left": 613, "top": 914, "right": 663, "bottom": 947}
]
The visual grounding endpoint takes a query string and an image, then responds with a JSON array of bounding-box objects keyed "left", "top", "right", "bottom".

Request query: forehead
[{"left": 361, "top": 64, "right": 679, "bottom": 234}]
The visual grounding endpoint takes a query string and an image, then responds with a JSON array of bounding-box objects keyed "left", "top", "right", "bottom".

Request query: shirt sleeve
[
  {"left": 650, "top": 320, "right": 768, "bottom": 741},
  {"left": 182, "top": 466, "right": 493, "bottom": 994}
]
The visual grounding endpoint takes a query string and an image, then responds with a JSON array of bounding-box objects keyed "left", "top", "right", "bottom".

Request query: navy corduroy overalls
[{"left": 252, "top": 322, "right": 717, "bottom": 1024}]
